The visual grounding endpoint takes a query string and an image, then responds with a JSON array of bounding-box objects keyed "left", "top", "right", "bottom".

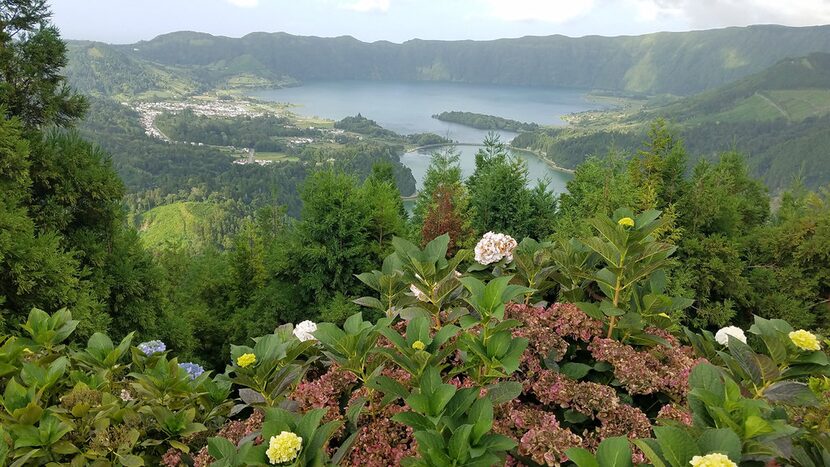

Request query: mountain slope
[
  {"left": 517, "top": 53, "right": 830, "bottom": 189},
  {"left": 112, "top": 25, "right": 830, "bottom": 96},
  {"left": 643, "top": 53, "right": 830, "bottom": 123},
  {"left": 65, "top": 41, "right": 202, "bottom": 100}
]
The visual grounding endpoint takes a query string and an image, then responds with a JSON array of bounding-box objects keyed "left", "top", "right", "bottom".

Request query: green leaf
[
  {"left": 561, "top": 362, "right": 592, "bottom": 380},
  {"left": 653, "top": 426, "right": 698, "bottom": 467},
  {"left": 596, "top": 437, "right": 632, "bottom": 467},
  {"left": 485, "top": 332, "right": 511, "bottom": 358},
  {"left": 87, "top": 332, "right": 114, "bottom": 360},
  {"left": 468, "top": 398, "right": 494, "bottom": 442},
  {"left": 169, "top": 439, "right": 191, "bottom": 453},
  {"left": 748, "top": 316, "right": 789, "bottom": 363},
  {"left": 331, "top": 432, "right": 358, "bottom": 466},
  {"left": 430, "top": 384, "right": 457, "bottom": 416},
  {"left": 744, "top": 415, "right": 774, "bottom": 439},
  {"left": 119, "top": 455, "right": 145, "bottom": 467},
  {"left": 353, "top": 296, "right": 384, "bottom": 310},
  {"left": 689, "top": 363, "right": 724, "bottom": 396},
  {"left": 563, "top": 409, "right": 589, "bottom": 424},
  {"left": 476, "top": 433, "right": 516, "bottom": 452},
  {"left": 444, "top": 388, "right": 478, "bottom": 419},
  {"left": 697, "top": 429, "right": 741, "bottom": 463},
  {"left": 346, "top": 397, "right": 367, "bottom": 426},
  {"left": 486, "top": 381, "right": 522, "bottom": 405},
  {"left": 632, "top": 439, "right": 667, "bottom": 467},
  {"left": 208, "top": 437, "right": 238, "bottom": 460},
  {"left": 50, "top": 440, "right": 79, "bottom": 455},
  {"left": 392, "top": 412, "right": 435, "bottom": 431},
  {"left": 564, "top": 447, "right": 600, "bottom": 467},
  {"left": 763, "top": 381, "right": 819, "bottom": 406},
  {"left": 727, "top": 337, "right": 779, "bottom": 386},
  {"left": 576, "top": 302, "right": 604, "bottom": 320},
  {"left": 449, "top": 424, "right": 473, "bottom": 461}
]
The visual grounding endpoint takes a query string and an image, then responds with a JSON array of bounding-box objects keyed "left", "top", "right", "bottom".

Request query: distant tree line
[{"left": 433, "top": 111, "right": 539, "bottom": 132}]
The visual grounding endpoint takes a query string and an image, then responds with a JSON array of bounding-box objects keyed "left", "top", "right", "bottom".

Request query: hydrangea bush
[{"left": 3, "top": 209, "right": 830, "bottom": 467}]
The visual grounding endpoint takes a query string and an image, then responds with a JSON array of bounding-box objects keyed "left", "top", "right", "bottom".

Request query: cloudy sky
[{"left": 52, "top": 0, "right": 830, "bottom": 44}]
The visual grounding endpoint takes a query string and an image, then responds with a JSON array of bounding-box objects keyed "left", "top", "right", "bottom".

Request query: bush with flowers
[
  {"left": 2, "top": 208, "right": 830, "bottom": 466},
  {"left": 0, "top": 308, "right": 234, "bottom": 466}
]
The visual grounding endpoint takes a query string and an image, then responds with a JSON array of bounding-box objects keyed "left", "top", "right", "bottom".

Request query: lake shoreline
[
  {"left": 408, "top": 143, "right": 576, "bottom": 175},
  {"left": 246, "top": 80, "right": 601, "bottom": 144}
]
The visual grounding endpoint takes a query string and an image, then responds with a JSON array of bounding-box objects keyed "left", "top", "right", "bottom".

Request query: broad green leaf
[
  {"left": 653, "top": 426, "right": 698, "bottom": 467},
  {"left": 561, "top": 362, "right": 592, "bottom": 380},
  {"left": 763, "top": 381, "right": 819, "bottom": 406},
  {"left": 596, "top": 437, "right": 632, "bottom": 467},
  {"left": 486, "top": 381, "right": 522, "bottom": 405},
  {"left": 564, "top": 447, "right": 600, "bottom": 467},
  {"left": 697, "top": 428, "right": 741, "bottom": 463}
]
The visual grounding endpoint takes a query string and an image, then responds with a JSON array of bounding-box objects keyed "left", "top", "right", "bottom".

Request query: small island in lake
[{"left": 433, "top": 111, "right": 540, "bottom": 132}]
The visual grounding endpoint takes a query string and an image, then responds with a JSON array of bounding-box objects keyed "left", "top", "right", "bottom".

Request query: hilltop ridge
[{"left": 67, "top": 24, "right": 830, "bottom": 97}]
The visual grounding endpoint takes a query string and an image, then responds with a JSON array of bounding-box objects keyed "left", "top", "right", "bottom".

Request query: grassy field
[
  {"left": 136, "top": 201, "right": 230, "bottom": 251},
  {"left": 680, "top": 89, "right": 830, "bottom": 124},
  {"left": 255, "top": 151, "right": 299, "bottom": 162},
  {"left": 769, "top": 89, "right": 830, "bottom": 120}
]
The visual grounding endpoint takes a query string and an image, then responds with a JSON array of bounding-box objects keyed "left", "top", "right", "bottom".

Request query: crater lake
[{"left": 249, "top": 80, "right": 605, "bottom": 192}]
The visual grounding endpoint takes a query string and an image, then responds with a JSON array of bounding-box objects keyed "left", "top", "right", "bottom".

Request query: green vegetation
[
  {"left": 516, "top": 53, "right": 830, "bottom": 189},
  {"left": 4, "top": 2, "right": 830, "bottom": 466},
  {"left": 65, "top": 40, "right": 298, "bottom": 100},
  {"left": 65, "top": 41, "right": 201, "bottom": 100},
  {"left": 0, "top": 0, "right": 186, "bottom": 350},
  {"left": 334, "top": 113, "right": 398, "bottom": 138},
  {"left": 66, "top": 26, "right": 830, "bottom": 97},
  {"left": 154, "top": 111, "right": 319, "bottom": 152},
  {"left": 136, "top": 201, "right": 244, "bottom": 251},
  {"left": 433, "top": 111, "right": 540, "bottom": 132},
  {"left": 641, "top": 53, "right": 830, "bottom": 124}
]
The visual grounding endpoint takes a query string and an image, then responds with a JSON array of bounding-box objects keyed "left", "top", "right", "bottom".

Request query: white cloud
[
  {"left": 486, "top": 0, "right": 596, "bottom": 23},
  {"left": 342, "top": 0, "right": 391, "bottom": 13},
  {"left": 225, "top": 0, "right": 259, "bottom": 7},
  {"left": 626, "top": 0, "right": 830, "bottom": 27}
]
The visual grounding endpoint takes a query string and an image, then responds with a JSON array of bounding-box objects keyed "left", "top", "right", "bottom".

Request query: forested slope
[{"left": 515, "top": 53, "right": 830, "bottom": 189}]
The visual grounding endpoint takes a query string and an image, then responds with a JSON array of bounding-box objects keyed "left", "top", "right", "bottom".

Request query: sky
[{"left": 52, "top": 0, "right": 830, "bottom": 44}]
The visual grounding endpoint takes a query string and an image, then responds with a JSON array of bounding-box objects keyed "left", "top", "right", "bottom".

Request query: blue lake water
[
  {"left": 248, "top": 80, "right": 601, "bottom": 143},
  {"left": 249, "top": 80, "right": 601, "bottom": 193},
  {"left": 401, "top": 145, "right": 571, "bottom": 194}
]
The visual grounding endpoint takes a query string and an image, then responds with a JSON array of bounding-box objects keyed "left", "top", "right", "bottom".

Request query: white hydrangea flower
[
  {"left": 715, "top": 326, "right": 747, "bottom": 346},
  {"left": 293, "top": 320, "right": 318, "bottom": 342},
  {"left": 120, "top": 389, "right": 133, "bottom": 401},
  {"left": 410, "top": 284, "right": 429, "bottom": 302},
  {"left": 474, "top": 232, "right": 518, "bottom": 265}
]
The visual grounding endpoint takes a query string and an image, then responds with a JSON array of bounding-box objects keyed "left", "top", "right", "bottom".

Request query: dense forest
[{"left": 3, "top": 1, "right": 830, "bottom": 466}]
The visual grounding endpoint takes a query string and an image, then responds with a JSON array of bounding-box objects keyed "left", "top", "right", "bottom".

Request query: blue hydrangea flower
[
  {"left": 179, "top": 362, "right": 205, "bottom": 380},
  {"left": 137, "top": 340, "right": 166, "bottom": 356}
]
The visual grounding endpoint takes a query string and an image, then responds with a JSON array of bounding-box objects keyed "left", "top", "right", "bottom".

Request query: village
[{"left": 127, "top": 98, "right": 351, "bottom": 165}]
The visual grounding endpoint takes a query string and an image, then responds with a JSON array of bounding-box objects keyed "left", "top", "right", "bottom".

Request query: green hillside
[
  {"left": 65, "top": 41, "right": 297, "bottom": 99},
  {"left": 66, "top": 25, "right": 830, "bottom": 97},
  {"left": 642, "top": 53, "right": 830, "bottom": 123},
  {"left": 136, "top": 201, "right": 241, "bottom": 251},
  {"left": 515, "top": 53, "right": 830, "bottom": 189},
  {"left": 65, "top": 41, "right": 201, "bottom": 100}
]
